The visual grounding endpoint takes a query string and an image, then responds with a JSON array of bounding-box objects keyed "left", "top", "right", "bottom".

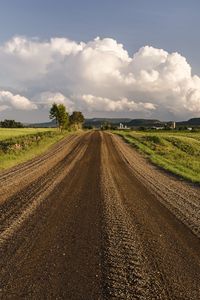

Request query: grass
[
  {"left": 0, "top": 128, "right": 69, "bottom": 170},
  {"left": 114, "top": 130, "right": 200, "bottom": 183},
  {"left": 0, "top": 128, "right": 55, "bottom": 140}
]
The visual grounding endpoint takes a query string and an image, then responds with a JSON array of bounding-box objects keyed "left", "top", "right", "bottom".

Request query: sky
[{"left": 0, "top": 0, "right": 200, "bottom": 122}]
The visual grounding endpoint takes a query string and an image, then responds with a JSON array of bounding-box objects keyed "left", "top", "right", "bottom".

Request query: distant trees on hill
[
  {"left": 49, "top": 103, "right": 84, "bottom": 130},
  {"left": 0, "top": 119, "right": 24, "bottom": 128}
]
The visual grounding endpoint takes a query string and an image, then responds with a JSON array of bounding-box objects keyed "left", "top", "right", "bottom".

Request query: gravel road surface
[{"left": 0, "top": 131, "right": 200, "bottom": 299}]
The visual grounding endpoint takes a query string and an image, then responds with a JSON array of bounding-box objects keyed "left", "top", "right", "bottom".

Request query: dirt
[{"left": 0, "top": 131, "right": 200, "bottom": 299}]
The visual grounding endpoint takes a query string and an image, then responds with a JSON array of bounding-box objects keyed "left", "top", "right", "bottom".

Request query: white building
[{"left": 118, "top": 123, "right": 130, "bottom": 130}]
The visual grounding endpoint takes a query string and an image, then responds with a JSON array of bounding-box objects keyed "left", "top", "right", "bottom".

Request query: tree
[
  {"left": 69, "top": 111, "right": 85, "bottom": 129},
  {"left": 57, "top": 104, "right": 69, "bottom": 130},
  {"left": 49, "top": 103, "right": 59, "bottom": 125},
  {"left": 0, "top": 119, "right": 24, "bottom": 128},
  {"left": 101, "top": 122, "right": 111, "bottom": 130},
  {"left": 49, "top": 103, "right": 69, "bottom": 131}
]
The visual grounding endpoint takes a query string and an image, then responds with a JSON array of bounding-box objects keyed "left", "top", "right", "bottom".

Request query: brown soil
[{"left": 0, "top": 131, "right": 200, "bottom": 299}]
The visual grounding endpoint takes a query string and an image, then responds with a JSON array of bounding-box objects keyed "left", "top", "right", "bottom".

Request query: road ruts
[
  {"left": 0, "top": 133, "right": 83, "bottom": 204},
  {"left": 111, "top": 133, "right": 200, "bottom": 239},
  {"left": 0, "top": 132, "right": 103, "bottom": 299},
  {"left": 0, "top": 131, "right": 200, "bottom": 299},
  {"left": 100, "top": 133, "right": 168, "bottom": 299},
  {"left": 100, "top": 132, "right": 200, "bottom": 300}
]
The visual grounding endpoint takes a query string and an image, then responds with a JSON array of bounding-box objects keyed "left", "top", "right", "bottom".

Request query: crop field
[
  {"left": 115, "top": 130, "right": 200, "bottom": 183},
  {"left": 0, "top": 128, "right": 67, "bottom": 170},
  {"left": 0, "top": 128, "right": 56, "bottom": 141}
]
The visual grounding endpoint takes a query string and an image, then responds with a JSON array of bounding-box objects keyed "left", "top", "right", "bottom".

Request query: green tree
[
  {"left": 0, "top": 119, "right": 24, "bottom": 128},
  {"left": 69, "top": 111, "right": 85, "bottom": 129},
  {"left": 49, "top": 103, "right": 59, "bottom": 125},
  {"left": 49, "top": 103, "right": 69, "bottom": 131},
  {"left": 101, "top": 122, "right": 111, "bottom": 130},
  {"left": 57, "top": 104, "right": 69, "bottom": 130}
]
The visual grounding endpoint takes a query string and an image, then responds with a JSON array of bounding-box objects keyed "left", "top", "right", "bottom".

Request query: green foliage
[
  {"left": 57, "top": 104, "right": 69, "bottom": 130},
  {"left": 142, "top": 135, "right": 163, "bottom": 145},
  {"left": 115, "top": 130, "right": 200, "bottom": 183},
  {"left": 49, "top": 103, "right": 69, "bottom": 130},
  {"left": 49, "top": 103, "right": 59, "bottom": 123},
  {"left": 50, "top": 103, "right": 85, "bottom": 131},
  {"left": 0, "top": 131, "right": 54, "bottom": 153},
  {"left": 101, "top": 122, "right": 111, "bottom": 130},
  {"left": 0, "top": 119, "right": 24, "bottom": 128},
  {"left": 69, "top": 111, "right": 85, "bottom": 129}
]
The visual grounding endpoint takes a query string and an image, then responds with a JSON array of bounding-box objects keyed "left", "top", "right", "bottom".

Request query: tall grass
[{"left": 115, "top": 130, "right": 200, "bottom": 183}]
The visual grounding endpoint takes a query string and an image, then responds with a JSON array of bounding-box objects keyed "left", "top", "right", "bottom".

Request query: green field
[
  {"left": 0, "top": 128, "right": 68, "bottom": 170},
  {"left": 115, "top": 130, "right": 200, "bottom": 183},
  {"left": 0, "top": 128, "right": 56, "bottom": 140}
]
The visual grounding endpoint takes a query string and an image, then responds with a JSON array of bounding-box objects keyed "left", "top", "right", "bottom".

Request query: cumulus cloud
[
  {"left": 80, "top": 95, "right": 156, "bottom": 112},
  {"left": 34, "top": 92, "right": 74, "bottom": 112},
  {"left": 0, "top": 90, "right": 37, "bottom": 111},
  {"left": 0, "top": 35, "right": 200, "bottom": 120}
]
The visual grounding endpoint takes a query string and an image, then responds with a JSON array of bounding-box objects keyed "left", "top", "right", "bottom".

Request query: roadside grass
[
  {"left": 114, "top": 130, "right": 200, "bottom": 183},
  {"left": 0, "top": 128, "right": 69, "bottom": 170}
]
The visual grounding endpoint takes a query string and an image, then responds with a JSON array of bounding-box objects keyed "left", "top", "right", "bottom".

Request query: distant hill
[
  {"left": 85, "top": 117, "right": 200, "bottom": 128},
  {"left": 84, "top": 118, "right": 165, "bottom": 128},
  {"left": 127, "top": 119, "right": 163, "bottom": 127},
  {"left": 28, "top": 119, "right": 57, "bottom": 128},
  {"left": 177, "top": 118, "right": 200, "bottom": 126},
  {"left": 84, "top": 118, "right": 131, "bottom": 128},
  {"left": 27, "top": 117, "right": 200, "bottom": 128}
]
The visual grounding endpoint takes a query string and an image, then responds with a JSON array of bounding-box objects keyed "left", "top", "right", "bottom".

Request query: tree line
[
  {"left": 0, "top": 119, "right": 24, "bottom": 128},
  {"left": 0, "top": 104, "right": 85, "bottom": 130},
  {"left": 49, "top": 103, "right": 84, "bottom": 131}
]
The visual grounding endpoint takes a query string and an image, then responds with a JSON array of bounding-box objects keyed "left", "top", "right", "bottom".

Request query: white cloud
[
  {"left": 50, "top": 38, "right": 85, "bottom": 55},
  {"left": 34, "top": 91, "right": 74, "bottom": 112},
  {"left": 0, "top": 90, "right": 37, "bottom": 111},
  {"left": 185, "top": 89, "right": 200, "bottom": 112},
  {"left": 80, "top": 95, "right": 156, "bottom": 112},
  {"left": 0, "top": 36, "right": 200, "bottom": 120}
]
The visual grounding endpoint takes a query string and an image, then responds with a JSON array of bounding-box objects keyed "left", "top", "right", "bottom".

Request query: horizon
[
  {"left": 22, "top": 116, "right": 200, "bottom": 125},
  {"left": 0, "top": 0, "right": 200, "bottom": 122}
]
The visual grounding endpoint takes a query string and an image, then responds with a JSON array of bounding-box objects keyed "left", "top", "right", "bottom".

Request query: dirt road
[{"left": 0, "top": 131, "right": 200, "bottom": 299}]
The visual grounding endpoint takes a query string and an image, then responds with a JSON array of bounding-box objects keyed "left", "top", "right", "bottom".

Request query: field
[
  {"left": 0, "top": 128, "right": 68, "bottom": 170},
  {"left": 115, "top": 130, "right": 200, "bottom": 183},
  {"left": 0, "top": 128, "right": 56, "bottom": 140}
]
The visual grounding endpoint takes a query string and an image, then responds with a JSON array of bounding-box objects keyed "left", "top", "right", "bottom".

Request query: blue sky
[
  {"left": 0, "top": 0, "right": 199, "bottom": 69},
  {"left": 0, "top": 0, "right": 200, "bottom": 121}
]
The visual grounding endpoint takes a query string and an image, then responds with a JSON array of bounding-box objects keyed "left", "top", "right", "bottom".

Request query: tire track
[
  {"left": 1, "top": 131, "right": 200, "bottom": 299},
  {"left": 111, "top": 133, "right": 200, "bottom": 238},
  {"left": 0, "top": 134, "right": 76, "bottom": 182},
  {"left": 101, "top": 133, "right": 170, "bottom": 299},
  {"left": 0, "top": 131, "right": 103, "bottom": 299},
  {"left": 0, "top": 133, "right": 90, "bottom": 246},
  {"left": 101, "top": 132, "right": 200, "bottom": 299},
  {"left": 0, "top": 134, "right": 83, "bottom": 203}
]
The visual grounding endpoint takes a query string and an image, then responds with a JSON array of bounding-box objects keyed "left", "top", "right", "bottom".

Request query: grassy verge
[
  {"left": 114, "top": 130, "right": 200, "bottom": 183},
  {"left": 0, "top": 129, "right": 69, "bottom": 170}
]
